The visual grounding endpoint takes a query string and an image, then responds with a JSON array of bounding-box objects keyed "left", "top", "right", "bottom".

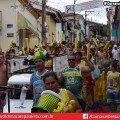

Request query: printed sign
[
  {"left": 65, "top": 0, "right": 103, "bottom": 13},
  {"left": 53, "top": 55, "right": 68, "bottom": 72},
  {"left": 10, "top": 57, "right": 29, "bottom": 73},
  {"left": 7, "top": 33, "right": 14, "bottom": 37},
  {"left": 7, "top": 24, "right": 13, "bottom": 28}
]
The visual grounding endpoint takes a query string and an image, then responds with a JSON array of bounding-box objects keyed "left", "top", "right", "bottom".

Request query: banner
[
  {"left": 10, "top": 56, "right": 29, "bottom": 73},
  {"left": 0, "top": 113, "right": 120, "bottom": 120},
  {"left": 65, "top": 0, "right": 103, "bottom": 13},
  {"left": 53, "top": 55, "right": 68, "bottom": 72}
]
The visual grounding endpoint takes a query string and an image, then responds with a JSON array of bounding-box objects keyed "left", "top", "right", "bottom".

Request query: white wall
[
  {"left": 110, "top": 15, "right": 113, "bottom": 41},
  {"left": 78, "top": 17, "right": 85, "bottom": 41},
  {"left": 16, "top": 1, "right": 40, "bottom": 48},
  {"left": 0, "top": 0, "right": 17, "bottom": 52},
  {"left": 56, "top": 23, "right": 62, "bottom": 43},
  {"left": 0, "top": 0, "right": 40, "bottom": 52},
  {"left": 86, "top": 24, "right": 89, "bottom": 36},
  {"left": 16, "top": 1, "right": 38, "bottom": 29}
]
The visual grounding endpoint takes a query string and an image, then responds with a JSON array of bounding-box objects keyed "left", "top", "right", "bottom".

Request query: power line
[
  {"left": 47, "top": 1, "right": 73, "bottom": 5},
  {"left": 47, "top": 0, "right": 107, "bottom": 20}
]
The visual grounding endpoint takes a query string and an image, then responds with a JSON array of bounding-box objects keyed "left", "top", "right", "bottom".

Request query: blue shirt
[{"left": 31, "top": 71, "right": 48, "bottom": 105}]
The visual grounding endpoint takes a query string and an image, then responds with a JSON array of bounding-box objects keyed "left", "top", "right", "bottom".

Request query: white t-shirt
[{"left": 112, "top": 48, "right": 120, "bottom": 60}]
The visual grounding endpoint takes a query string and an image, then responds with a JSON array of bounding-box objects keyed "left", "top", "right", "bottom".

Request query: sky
[{"left": 38, "top": 0, "right": 120, "bottom": 25}]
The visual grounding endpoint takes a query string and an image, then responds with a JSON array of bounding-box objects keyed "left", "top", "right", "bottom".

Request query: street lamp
[{"left": 85, "top": 11, "right": 94, "bottom": 36}]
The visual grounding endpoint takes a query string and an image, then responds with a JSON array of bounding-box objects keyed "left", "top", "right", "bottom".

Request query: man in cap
[
  {"left": 60, "top": 54, "right": 94, "bottom": 112},
  {"left": 27, "top": 51, "right": 49, "bottom": 105}
]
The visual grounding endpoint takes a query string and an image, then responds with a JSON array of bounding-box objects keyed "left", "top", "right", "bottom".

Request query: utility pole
[
  {"left": 85, "top": 11, "right": 87, "bottom": 37},
  {"left": 42, "top": 0, "right": 47, "bottom": 44},
  {"left": 85, "top": 11, "right": 94, "bottom": 37},
  {"left": 73, "top": 0, "right": 76, "bottom": 30},
  {"left": 73, "top": 0, "right": 76, "bottom": 43}
]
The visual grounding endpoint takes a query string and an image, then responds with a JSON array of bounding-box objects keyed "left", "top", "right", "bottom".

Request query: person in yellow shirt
[
  {"left": 43, "top": 72, "right": 82, "bottom": 112},
  {"left": 73, "top": 51, "right": 94, "bottom": 110},
  {"left": 107, "top": 60, "right": 120, "bottom": 112},
  {"left": 96, "top": 46, "right": 104, "bottom": 67},
  {"left": 94, "top": 66, "right": 106, "bottom": 102}
]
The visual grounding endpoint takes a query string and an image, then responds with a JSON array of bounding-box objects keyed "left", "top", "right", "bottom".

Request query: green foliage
[{"left": 90, "top": 25, "right": 107, "bottom": 37}]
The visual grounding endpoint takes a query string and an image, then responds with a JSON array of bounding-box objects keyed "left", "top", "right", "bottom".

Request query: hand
[{"left": 21, "top": 86, "right": 28, "bottom": 93}]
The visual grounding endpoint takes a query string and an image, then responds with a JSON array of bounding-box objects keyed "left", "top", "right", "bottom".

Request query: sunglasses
[{"left": 68, "top": 59, "right": 75, "bottom": 61}]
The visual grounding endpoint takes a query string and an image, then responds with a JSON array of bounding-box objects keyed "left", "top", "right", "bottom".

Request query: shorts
[
  {"left": 107, "top": 89, "right": 120, "bottom": 104},
  {"left": 0, "top": 92, "right": 6, "bottom": 112}
]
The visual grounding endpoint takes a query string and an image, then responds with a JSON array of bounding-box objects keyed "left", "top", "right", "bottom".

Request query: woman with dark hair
[
  {"left": 42, "top": 72, "right": 82, "bottom": 112},
  {"left": 73, "top": 51, "right": 85, "bottom": 67}
]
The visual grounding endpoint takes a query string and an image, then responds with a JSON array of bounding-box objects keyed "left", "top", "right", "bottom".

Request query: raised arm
[{"left": 28, "top": 77, "right": 33, "bottom": 92}]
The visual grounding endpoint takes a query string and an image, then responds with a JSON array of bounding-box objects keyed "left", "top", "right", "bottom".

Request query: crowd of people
[{"left": 0, "top": 38, "right": 120, "bottom": 113}]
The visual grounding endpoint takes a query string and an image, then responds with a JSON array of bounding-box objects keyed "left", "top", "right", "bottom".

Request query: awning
[
  {"left": 26, "top": 21, "right": 40, "bottom": 37},
  {"left": 17, "top": 12, "right": 40, "bottom": 37}
]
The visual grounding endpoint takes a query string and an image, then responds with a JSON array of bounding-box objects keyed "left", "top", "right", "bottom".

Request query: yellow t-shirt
[
  {"left": 59, "top": 89, "right": 70, "bottom": 106},
  {"left": 94, "top": 71, "right": 106, "bottom": 101},
  {"left": 107, "top": 71, "right": 120, "bottom": 90}
]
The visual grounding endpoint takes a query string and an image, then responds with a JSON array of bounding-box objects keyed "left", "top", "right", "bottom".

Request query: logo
[
  {"left": 83, "top": 114, "right": 88, "bottom": 119},
  {"left": 103, "top": 1, "right": 120, "bottom": 6}
]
